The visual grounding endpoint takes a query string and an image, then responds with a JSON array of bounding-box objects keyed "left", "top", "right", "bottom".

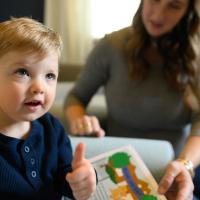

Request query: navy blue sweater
[{"left": 0, "top": 113, "right": 74, "bottom": 200}]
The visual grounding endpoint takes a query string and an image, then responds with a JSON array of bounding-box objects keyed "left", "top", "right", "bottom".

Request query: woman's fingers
[
  {"left": 70, "top": 115, "right": 105, "bottom": 136},
  {"left": 158, "top": 160, "right": 194, "bottom": 200}
]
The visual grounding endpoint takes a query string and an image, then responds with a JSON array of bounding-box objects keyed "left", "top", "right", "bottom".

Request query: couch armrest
[{"left": 70, "top": 136, "right": 174, "bottom": 182}]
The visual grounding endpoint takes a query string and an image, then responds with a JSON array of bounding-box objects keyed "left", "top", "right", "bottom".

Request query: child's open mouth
[
  {"left": 24, "top": 100, "right": 43, "bottom": 112},
  {"left": 25, "top": 101, "right": 42, "bottom": 106}
]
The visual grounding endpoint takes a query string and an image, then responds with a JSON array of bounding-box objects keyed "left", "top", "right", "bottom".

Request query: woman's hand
[
  {"left": 158, "top": 160, "right": 194, "bottom": 200},
  {"left": 69, "top": 115, "right": 105, "bottom": 137}
]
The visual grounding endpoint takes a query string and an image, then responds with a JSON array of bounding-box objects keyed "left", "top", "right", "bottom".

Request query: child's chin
[{"left": 25, "top": 112, "right": 46, "bottom": 121}]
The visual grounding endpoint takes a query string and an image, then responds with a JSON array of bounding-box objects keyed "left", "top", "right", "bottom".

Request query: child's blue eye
[
  {"left": 16, "top": 68, "right": 30, "bottom": 77},
  {"left": 46, "top": 73, "right": 56, "bottom": 80}
]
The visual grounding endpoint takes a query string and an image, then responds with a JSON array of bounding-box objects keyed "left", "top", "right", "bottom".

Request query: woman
[{"left": 65, "top": 0, "right": 200, "bottom": 199}]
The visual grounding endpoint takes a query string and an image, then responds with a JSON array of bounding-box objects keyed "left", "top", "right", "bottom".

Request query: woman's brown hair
[{"left": 126, "top": 0, "right": 200, "bottom": 92}]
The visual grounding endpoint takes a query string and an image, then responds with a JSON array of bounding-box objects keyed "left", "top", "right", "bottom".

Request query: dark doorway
[{"left": 0, "top": 0, "right": 44, "bottom": 22}]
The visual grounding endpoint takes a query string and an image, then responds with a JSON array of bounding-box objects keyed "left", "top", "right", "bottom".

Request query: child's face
[
  {"left": 0, "top": 51, "right": 58, "bottom": 123},
  {"left": 142, "top": 0, "right": 189, "bottom": 37}
]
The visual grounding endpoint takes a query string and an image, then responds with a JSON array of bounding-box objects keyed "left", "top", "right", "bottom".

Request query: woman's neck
[
  {"left": 150, "top": 38, "right": 158, "bottom": 48},
  {"left": 145, "top": 42, "right": 163, "bottom": 65}
]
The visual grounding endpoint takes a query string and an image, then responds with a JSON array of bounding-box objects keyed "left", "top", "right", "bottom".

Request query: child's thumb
[{"left": 72, "top": 142, "right": 85, "bottom": 170}]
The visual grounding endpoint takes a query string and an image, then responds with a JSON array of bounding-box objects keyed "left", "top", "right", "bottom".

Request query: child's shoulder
[
  {"left": 32, "top": 113, "right": 69, "bottom": 141},
  {"left": 38, "top": 112, "right": 60, "bottom": 122},
  {"left": 37, "top": 112, "right": 64, "bottom": 131}
]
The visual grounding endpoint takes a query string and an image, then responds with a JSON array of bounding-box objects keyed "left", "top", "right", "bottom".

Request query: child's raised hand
[{"left": 66, "top": 143, "right": 96, "bottom": 200}]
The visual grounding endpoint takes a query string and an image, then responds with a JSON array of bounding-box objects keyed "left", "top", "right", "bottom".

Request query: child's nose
[{"left": 31, "top": 81, "right": 45, "bottom": 94}]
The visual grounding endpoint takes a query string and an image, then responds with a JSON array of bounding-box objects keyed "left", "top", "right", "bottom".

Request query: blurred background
[{"left": 0, "top": 0, "right": 140, "bottom": 65}]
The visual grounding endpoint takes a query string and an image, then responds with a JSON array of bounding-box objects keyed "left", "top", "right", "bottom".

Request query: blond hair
[{"left": 0, "top": 17, "right": 62, "bottom": 58}]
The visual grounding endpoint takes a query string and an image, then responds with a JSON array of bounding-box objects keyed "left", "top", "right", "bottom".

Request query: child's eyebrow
[{"left": 14, "top": 62, "right": 30, "bottom": 68}]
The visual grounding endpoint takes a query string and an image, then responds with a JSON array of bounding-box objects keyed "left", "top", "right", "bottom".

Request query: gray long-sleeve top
[{"left": 65, "top": 27, "right": 200, "bottom": 155}]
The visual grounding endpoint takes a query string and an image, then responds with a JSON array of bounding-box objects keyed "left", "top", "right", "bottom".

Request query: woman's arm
[
  {"left": 65, "top": 99, "right": 105, "bottom": 137},
  {"left": 179, "top": 135, "right": 200, "bottom": 167},
  {"left": 158, "top": 118, "right": 200, "bottom": 200},
  {"left": 64, "top": 37, "right": 112, "bottom": 137}
]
